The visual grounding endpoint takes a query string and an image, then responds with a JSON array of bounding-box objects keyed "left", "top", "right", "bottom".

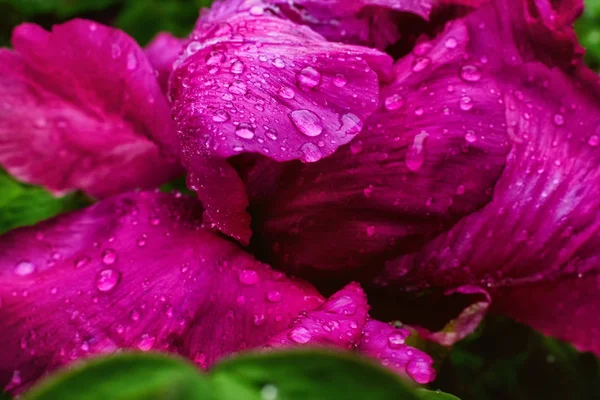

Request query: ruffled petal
[
  {"left": 171, "top": 10, "right": 392, "bottom": 243},
  {"left": 0, "top": 20, "right": 181, "bottom": 199},
  {"left": 250, "top": 18, "right": 510, "bottom": 279},
  {"left": 357, "top": 320, "right": 435, "bottom": 384},
  {"left": 0, "top": 192, "right": 434, "bottom": 392},
  {"left": 145, "top": 32, "right": 184, "bottom": 94}
]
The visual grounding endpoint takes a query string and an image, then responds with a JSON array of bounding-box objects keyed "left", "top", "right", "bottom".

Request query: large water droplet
[
  {"left": 236, "top": 124, "right": 255, "bottom": 139},
  {"left": 239, "top": 269, "right": 259, "bottom": 285},
  {"left": 137, "top": 334, "right": 156, "bottom": 351},
  {"left": 95, "top": 268, "right": 121, "bottom": 292},
  {"left": 290, "top": 109, "right": 323, "bottom": 137},
  {"left": 460, "top": 65, "right": 481, "bottom": 82},
  {"left": 288, "top": 326, "right": 312, "bottom": 344},
  {"left": 297, "top": 67, "right": 321, "bottom": 89},
  {"left": 15, "top": 260, "right": 35, "bottom": 276},
  {"left": 300, "top": 143, "right": 322, "bottom": 162},
  {"left": 405, "top": 131, "right": 429, "bottom": 172},
  {"left": 102, "top": 249, "right": 118, "bottom": 265},
  {"left": 406, "top": 358, "right": 431, "bottom": 384},
  {"left": 384, "top": 94, "right": 404, "bottom": 111}
]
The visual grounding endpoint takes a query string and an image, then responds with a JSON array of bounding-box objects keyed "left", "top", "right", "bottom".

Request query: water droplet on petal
[
  {"left": 253, "top": 314, "right": 266, "bottom": 326},
  {"left": 266, "top": 291, "right": 282, "bottom": 302},
  {"left": 445, "top": 37, "right": 458, "bottom": 49},
  {"left": 249, "top": 5, "right": 264, "bottom": 15},
  {"left": 230, "top": 61, "right": 245, "bottom": 74},
  {"left": 229, "top": 80, "right": 248, "bottom": 95},
  {"left": 464, "top": 130, "right": 477, "bottom": 143},
  {"left": 15, "top": 260, "right": 35, "bottom": 276},
  {"left": 272, "top": 58, "right": 285, "bottom": 68},
  {"left": 288, "top": 326, "right": 311, "bottom": 344},
  {"left": 460, "top": 96, "right": 473, "bottom": 111},
  {"left": 290, "top": 110, "right": 323, "bottom": 137},
  {"left": 130, "top": 309, "right": 141, "bottom": 321},
  {"left": 366, "top": 226, "right": 376, "bottom": 237},
  {"left": 297, "top": 67, "right": 321, "bottom": 89},
  {"left": 588, "top": 135, "right": 599, "bottom": 147},
  {"left": 278, "top": 86, "right": 295, "bottom": 99},
  {"left": 102, "top": 249, "right": 118, "bottom": 265},
  {"left": 388, "top": 332, "right": 408, "bottom": 348},
  {"left": 126, "top": 52, "right": 138, "bottom": 71},
  {"left": 213, "top": 109, "right": 230, "bottom": 122},
  {"left": 460, "top": 65, "right": 481, "bottom": 82},
  {"left": 333, "top": 74, "right": 347, "bottom": 87},
  {"left": 384, "top": 94, "right": 404, "bottom": 111},
  {"left": 261, "top": 384, "right": 278, "bottom": 400},
  {"left": 412, "top": 57, "right": 431, "bottom": 72},
  {"left": 239, "top": 269, "right": 259, "bottom": 285},
  {"left": 95, "top": 268, "right": 121, "bottom": 292},
  {"left": 236, "top": 124, "right": 255, "bottom": 139},
  {"left": 406, "top": 359, "right": 432, "bottom": 384},
  {"left": 405, "top": 131, "right": 429, "bottom": 172},
  {"left": 340, "top": 113, "right": 363, "bottom": 136},
  {"left": 137, "top": 334, "right": 156, "bottom": 351},
  {"left": 300, "top": 143, "right": 322, "bottom": 162},
  {"left": 553, "top": 113, "right": 565, "bottom": 126}
]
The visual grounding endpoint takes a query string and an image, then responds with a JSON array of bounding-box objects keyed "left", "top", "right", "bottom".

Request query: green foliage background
[{"left": 0, "top": 1, "right": 599, "bottom": 399}]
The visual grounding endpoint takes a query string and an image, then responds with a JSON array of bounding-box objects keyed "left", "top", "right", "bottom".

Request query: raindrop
[
  {"left": 456, "top": 185, "right": 465, "bottom": 195},
  {"left": 288, "top": 326, "right": 311, "bottom": 344},
  {"left": 445, "top": 37, "right": 458, "bottom": 49},
  {"left": 588, "top": 135, "right": 599, "bottom": 147},
  {"left": 126, "top": 52, "right": 138, "bottom": 71},
  {"left": 412, "top": 57, "right": 431, "bottom": 72},
  {"left": 130, "top": 309, "right": 141, "bottom": 321},
  {"left": 340, "top": 113, "right": 363, "bottom": 136},
  {"left": 405, "top": 131, "right": 429, "bottom": 172},
  {"left": 249, "top": 5, "right": 264, "bottom": 16},
  {"left": 95, "top": 268, "right": 121, "bottom": 292},
  {"left": 333, "top": 74, "right": 347, "bottom": 87},
  {"left": 102, "top": 249, "right": 118, "bottom": 265},
  {"left": 229, "top": 80, "right": 248, "bottom": 95},
  {"left": 239, "top": 269, "right": 259, "bottom": 285},
  {"left": 266, "top": 291, "right": 282, "bottom": 302},
  {"left": 236, "top": 124, "right": 255, "bottom": 139},
  {"left": 366, "top": 226, "right": 376, "bottom": 237},
  {"left": 384, "top": 94, "right": 404, "bottom": 111},
  {"left": 406, "top": 359, "right": 431, "bottom": 384},
  {"left": 460, "top": 96, "right": 473, "bottom": 111},
  {"left": 137, "top": 334, "right": 156, "bottom": 351},
  {"left": 15, "top": 260, "right": 35, "bottom": 276},
  {"left": 272, "top": 58, "right": 285, "bottom": 68},
  {"left": 213, "top": 110, "right": 230, "bottom": 122},
  {"left": 297, "top": 67, "right": 321, "bottom": 89},
  {"left": 230, "top": 61, "right": 245, "bottom": 74},
  {"left": 253, "top": 314, "right": 266, "bottom": 326},
  {"left": 460, "top": 65, "right": 481, "bottom": 82},
  {"left": 290, "top": 109, "right": 323, "bottom": 137},
  {"left": 388, "top": 332, "right": 407, "bottom": 348},
  {"left": 464, "top": 130, "right": 477, "bottom": 143},
  {"left": 300, "top": 143, "right": 322, "bottom": 163},
  {"left": 553, "top": 113, "right": 565, "bottom": 126},
  {"left": 278, "top": 86, "right": 295, "bottom": 99},
  {"left": 111, "top": 44, "right": 122, "bottom": 59}
]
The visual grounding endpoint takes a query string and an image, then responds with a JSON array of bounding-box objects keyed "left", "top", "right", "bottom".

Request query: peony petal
[
  {"left": 0, "top": 20, "right": 182, "bottom": 199},
  {"left": 250, "top": 18, "right": 510, "bottom": 280},
  {"left": 357, "top": 320, "right": 435, "bottom": 384},
  {"left": 0, "top": 192, "right": 434, "bottom": 392},
  {"left": 171, "top": 10, "right": 392, "bottom": 243},
  {"left": 145, "top": 32, "right": 185, "bottom": 94}
]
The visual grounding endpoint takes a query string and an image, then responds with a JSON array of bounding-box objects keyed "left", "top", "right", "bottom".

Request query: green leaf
[
  {"left": 0, "top": 391, "right": 12, "bottom": 400},
  {"left": 0, "top": 171, "right": 90, "bottom": 235},
  {"left": 211, "top": 349, "right": 423, "bottom": 400},
  {"left": 23, "top": 350, "right": 460, "bottom": 400},
  {"left": 576, "top": 0, "right": 600, "bottom": 69},
  {"left": 0, "top": 0, "right": 122, "bottom": 18},
  {"left": 24, "top": 353, "right": 213, "bottom": 400},
  {"left": 115, "top": 0, "right": 211, "bottom": 45}
]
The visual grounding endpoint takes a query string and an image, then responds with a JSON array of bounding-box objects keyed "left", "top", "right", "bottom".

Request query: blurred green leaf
[
  {"left": 24, "top": 353, "right": 212, "bottom": 400},
  {"left": 0, "top": 392, "right": 12, "bottom": 400},
  {"left": 0, "top": 170, "right": 90, "bottom": 235},
  {"left": 0, "top": 0, "right": 122, "bottom": 18},
  {"left": 115, "top": 0, "right": 211, "bottom": 45},
  {"left": 23, "top": 350, "right": 460, "bottom": 400},
  {"left": 576, "top": 0, "right": 600, "bottom": 69},
  {"left": 433, "top": 316, "right": 600, "bottom": 400}
]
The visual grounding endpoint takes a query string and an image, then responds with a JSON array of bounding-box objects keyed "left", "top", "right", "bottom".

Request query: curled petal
[
  {"left": 357, "top": 320, "right": 435, "bottom": 384},
  {"left": 0, "top": 192, "right": 434, "bottom": 392},
  {"left": 0, "top": 20, "right": 181, "bottom": 198},
  {"left": 171, "top": 12, "right": 392, "bottom": 243},
  {"left": 145, "top": 32, "right": 185, "bottom": 94}
]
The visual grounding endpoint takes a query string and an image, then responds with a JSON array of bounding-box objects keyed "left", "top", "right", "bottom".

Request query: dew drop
[
  {"left": 235, "top": 124, "right": 255, "bottom": 139},
  {"left": 340, "top": 113, "right": 363, "bottom": 136},
  {"left": 278, "top": 86, "right": 295, "bottom": 99},
  {"left": 272, "top": 58, "right": 285, "bottom": 68},
  {"left": 95, "top": 268, "right": 121, "bottom": 292},
  {"left": 388, "top": 332, "right": 407, "bottom": 348},
  {"left": 249, "top": 5, "right": 264, "bottom": 15},
  {"left": 464, "top": 130, "right": 477, "bottom": 143},
  {"left": 288, "top": 326, "right": 311, "bottom": 344},
  {"left": 333, "top": 74, "right": 347, "bottom": 87},
  {"left": 460, "top": 65, "right": 481, "bottom": 82},
  {"left": 213, "top": 109, "right": 230, "bottom": 122},
  {"left": 15, "top": 260, "right": 35, "bottom": 276},
  {"left": 253, "top": 314, "right": 266, "bottom": 326},
  {"left": 101, "top": 249, "right": 118, "bottom": 265},
  {"left": 266, "top": 290, "right": 282, "bottom": 302},
  {"left": 130, "top": 309, "right": 141, "bottom": 321},
  {"left": 290, "top": 109, "right": 323, "bottom": 137},
  {"left": 384, "top": 94, "right": 404, "bottom": 111},
  {"left": 460, "top": 96, "right": 473, "bottom": 111},
  {"left": 126, "top": 52, "right": 138, "bottom": 71},
  {"left": 137, "top": 334, "right": 156, "bottom": 351},
  {"left": 229, "top": 80, "right": 248, "bottom": 95},
  {"left": 366, "top": 226, "right": 376, "bottom": 237},
  {"left": 230, "top": 61, "right": 245, "bottom": 74},
  {"left": 297, "top": 67, "right": 321, "bottom": 89},
  {"left": 553, "top": 113, "right": 565, "bottom": 126},
  {"left": 239, "top": 269, "right": 259, "bottom": 285},
  {"left": 300, "top": 143, "right": 322, "bottom": 163},
  {"left": 405, "top": 131, "right": 429, "bottom": 172},
  {"left": 412, "top": 57, "right": 431, "bottom": 72},
  {"left": 406, "top": 359, "right": 431, "bottom": 384},
  {"left": 445, "top": 37, "right": 458, "bottom": 49}
]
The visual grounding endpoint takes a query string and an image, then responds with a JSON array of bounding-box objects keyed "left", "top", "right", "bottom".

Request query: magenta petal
[
  {"left": 171, "top": 12, "right": 392, "bottom": 243},
  {"left": 0, "top": 192, "right": 324, "bottom": 392},
  {"left": 357, "top": 320, "right": 435, "bottom": 384},
  {"left": 263, "top": 283, "right": 368, "bottom": 349},
  {"left": 145, "top": 32, "right": 184, "bottom": 94},
  {"left": 0, "top": 20, "right": 182, "bottom": 198}
]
